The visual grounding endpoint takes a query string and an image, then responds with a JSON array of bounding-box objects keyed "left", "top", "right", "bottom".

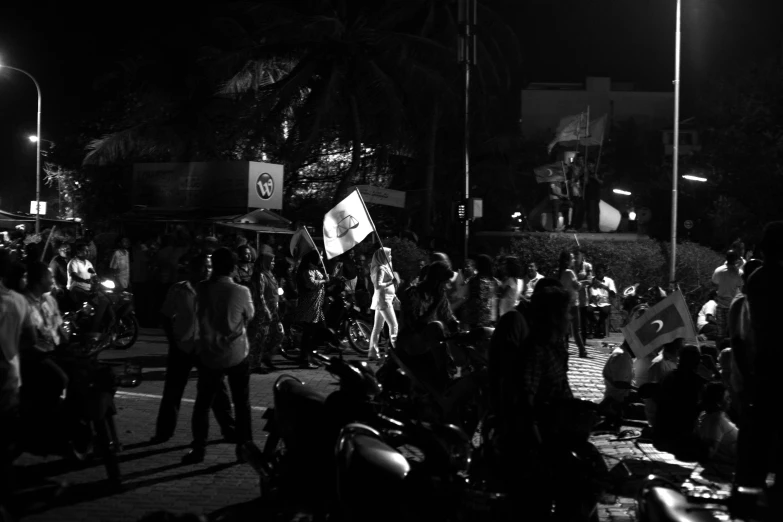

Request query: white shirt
[
  {"left": 197, "top": 276, "right": 255, "bottom": 369},
  {"left": 712, "top": 264, "right": 743, "bottom": 308},
  {"left": 522, "top": 272, "right": 544, "bottom": 299},
  {"left": 67, "top": 257, "right": 94, "bottom": 292},
  {"left": 697, "top": 299, "right": 717, "bottom": 330},
  {"left": 588, "top": 276, "right": 616, "bottom": 307}
]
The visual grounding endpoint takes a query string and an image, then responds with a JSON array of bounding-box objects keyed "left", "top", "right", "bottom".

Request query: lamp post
[
  {"left": 29, "top": 136, "right": 58, "bottom": 216},
  {"left": 669, "top": 0, "right": 682, "bottom": 287},
  {"left": 0, "top": 64, "right": 42, "bottom": 234}
]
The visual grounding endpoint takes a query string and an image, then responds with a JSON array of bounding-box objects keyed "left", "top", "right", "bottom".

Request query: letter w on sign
[{"left": 621, "top": 290, "right": 696, "bottom": 359}]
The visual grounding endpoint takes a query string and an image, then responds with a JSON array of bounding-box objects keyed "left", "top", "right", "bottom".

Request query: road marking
[{"left": 115, "top": 390, "right": 267, "bottom": 413}]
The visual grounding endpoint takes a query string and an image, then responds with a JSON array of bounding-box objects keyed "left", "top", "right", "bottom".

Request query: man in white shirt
[
  {"left": 712, "top": 250, "right": 743, "bottom": 346},
  {"left": 697, "top": 291, "right": 719, "bottom": 340},
  {"left": 522, "top": 261, "right": 544, "bottom": 300},
  {"left": 153, "top": 255, "right": 235, "bottom": 444},
  {"left": 67, "top": 242, "right": 109, "bottom": 336},
  {"left": 183, "top": 248, "right": 254, "bottom": 465},
  {"left": 587, "top": 263, "right": 616, "bottom": 339}
]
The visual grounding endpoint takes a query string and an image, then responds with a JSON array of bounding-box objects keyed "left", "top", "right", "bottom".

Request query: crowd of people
[{"left": 2, "top": 219, "right": 782, "bottom": 519}]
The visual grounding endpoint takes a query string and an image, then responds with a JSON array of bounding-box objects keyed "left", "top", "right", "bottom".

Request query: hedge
[{"left": 503, "top": 236, "right": 724, "bottom": 316}]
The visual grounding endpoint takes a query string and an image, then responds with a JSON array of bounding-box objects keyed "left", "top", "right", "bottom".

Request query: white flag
[{"left": 323, "top": 190, "right": 375, "bottom": 259}]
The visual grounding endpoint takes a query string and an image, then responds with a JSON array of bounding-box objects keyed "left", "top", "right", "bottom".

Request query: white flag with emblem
[{"left": 323, "top": 190, "right": 375, "bottom": 259}]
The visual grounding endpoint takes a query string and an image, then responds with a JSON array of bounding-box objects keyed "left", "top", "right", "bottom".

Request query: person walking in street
[
  {"left": 153, "top": 255, "right": 235, "bottom": 444},
  {"left": 558, "top": 250, "right": 588, "bottom": 358},
  {"left": 292, "top": 250, "right": 330, "bottom": 369},
  {"left": 368, "top": 247, "right": 398, "bottom": 361},
  {"left": 573, "top": 249, "right": 593, "bottom": 340},
  {"left": 247, "top": 245, "right": 283, "bottom": 373},
  {"left": 110, "top": 236, "right": 131, "bottom": 292},
  {"left": 711, "top": 249, "right": 743, "bottom": 347},
  {"left": 182, "top": 248, "right": 253, "bottom": 464},
  {"left": 462, "top": 254, "right": 498, "bottom": 328}
]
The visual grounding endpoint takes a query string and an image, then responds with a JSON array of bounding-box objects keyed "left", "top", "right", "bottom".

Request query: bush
[
  {"left": 504, "top": 236, "right": 723, "bottom": 316},
  {"left": 382, "top": 237, "right": 428, "bottom": 284}
]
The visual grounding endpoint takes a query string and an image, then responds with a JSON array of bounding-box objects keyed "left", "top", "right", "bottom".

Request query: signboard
[
  {"left": 354, "top": 185, "right": 406, "bottom": 208},
  {"left": 683, "top": 220, "right": 693, "bottom": 230},
  {"left": 30, "top": 201, "right": 47, "bottom": 215},
  {"left": 247, "top": 162, "right": 284, "bottom": 210},
  {"left": 132, "top": 162, "right": 284, "bottom": 209}
]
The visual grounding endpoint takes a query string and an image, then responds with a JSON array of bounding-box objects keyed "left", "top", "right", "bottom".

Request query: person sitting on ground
[
  {"left": 697, "top": 290, "right": 719, "bottom": 341},
  {"left": 598, "top": 341, "right": 635, "bottom": 429},
  {"left": 653, "top": 344, "right": 707, "bottom": 458},
  {"left": 644, "top": 340, "right": 681, "bottom": 428},
  {"left": 695, "top": 381, "right": 738, "bottom": 470},
  {"left": 587, "top": 263, "right": 616, "bottom": 339}
]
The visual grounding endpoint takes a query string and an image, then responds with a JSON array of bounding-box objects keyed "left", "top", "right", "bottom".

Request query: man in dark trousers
[
  {"left": 183, "top": 248, "right": 254, "bottom": 464},
  {"left": 153, "top": 255, "right": 235, "bottom": 444}
]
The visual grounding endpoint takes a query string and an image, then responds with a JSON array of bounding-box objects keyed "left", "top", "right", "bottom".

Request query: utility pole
[
  {"left": 458, "top": 0, "right": 476, "bottom": 263},
  {"left": 670, "top": 0, "right": 682, "bottom": 286}
]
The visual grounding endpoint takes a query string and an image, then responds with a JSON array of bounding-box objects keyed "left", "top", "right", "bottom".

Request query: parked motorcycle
[
  {"left": 377, "top": 322, "right": 493, "bottom": 440},
  {"left": 637, "top": 475, "right": 768, "bottom": 522},
  {"left": 15, "top": 337, "right": 142, "bottom": 484},
  {"left": 61, "top": 271, "right": 139, "bottom": 350},
  {"left": 278, "top": 279, "right": 372, "bottom": 360}
]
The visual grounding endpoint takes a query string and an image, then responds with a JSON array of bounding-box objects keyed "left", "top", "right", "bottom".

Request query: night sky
[{"left": 1, "top": 0, "right": 782, "bottom": 212}]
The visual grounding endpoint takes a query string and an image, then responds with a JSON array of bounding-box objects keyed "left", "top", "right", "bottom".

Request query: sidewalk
[{"left": 10, "top": 330, "right": 731, "bottom": 522}]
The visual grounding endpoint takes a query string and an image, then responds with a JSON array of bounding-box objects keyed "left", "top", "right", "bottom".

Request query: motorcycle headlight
[
  {"left": 278, "top": 287, "right": 284, "bottom": 296},
  {"left": 81, "top": 303, "right": 96, "bottom": 316},
  {"left": 101, "top": 280, "right": 116, "bottom": 290}
]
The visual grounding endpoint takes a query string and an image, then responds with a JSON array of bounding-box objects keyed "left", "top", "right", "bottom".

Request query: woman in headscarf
[
  {"left": 368, "top": 247, "right": 398, "bottom": 360},
  {"left": 292, "top": 250, "right": 329, "bottom": 369}
]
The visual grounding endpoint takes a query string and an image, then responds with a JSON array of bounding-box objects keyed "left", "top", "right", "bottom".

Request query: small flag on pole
[
  {"left": 579, "top": 114, "right": 607, "bottom": 147},
  {"left": 323, "top": 190, "right": 375, "bottom": 259},
  {"left": 289, "top": 225, "right": 317, "bottom": 261},
  {"left": 621, "top": 290, "right": 696, "bottom": 359},
  {"left": 534, "top": 163, "right": 566, "bottom": 184}
]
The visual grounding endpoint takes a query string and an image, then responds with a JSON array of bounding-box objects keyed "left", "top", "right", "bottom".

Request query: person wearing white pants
[{"left": 368, "top": 247, "right": 398, "bottom": 360}]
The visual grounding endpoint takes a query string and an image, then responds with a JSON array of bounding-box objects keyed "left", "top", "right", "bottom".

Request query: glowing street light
[
  {"left": 682, "top": 174, "right": 707, "bottom": 182},
  {"left": 0, "top": 62, "right": 43, "bottom": 234},
  {"left": 613, "top": 189, "right": 632, "bottom": 196}
]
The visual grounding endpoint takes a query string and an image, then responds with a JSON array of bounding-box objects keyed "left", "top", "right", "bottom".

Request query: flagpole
[
  {"left": 354, "top": 188, "right": 397, "bottom": 290},
  {"left": 583, "top": 106, "right": 591, "bottom": 198},
  {"left": 302, "top": 225, "right": 328, "bottom": 276}
]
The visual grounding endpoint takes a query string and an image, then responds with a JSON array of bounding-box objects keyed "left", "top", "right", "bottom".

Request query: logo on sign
[
  {"left": 256, "top": 173, "right": 274, "bottom": 200},
  {"left": 684, "top": 220, "right": 693, "bottom": 230}
]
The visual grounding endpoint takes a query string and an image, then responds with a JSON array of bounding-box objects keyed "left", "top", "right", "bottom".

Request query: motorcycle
[
  {"left": 377, "top": 322, "right": 494, "bottom": 442},
  {"left": 278, "top": 278, "right": 372, "bottom": 360},
  {"left": 15, "top": 337, "right": 142, "bottom": 484},
  {"left": 60, "top": 271, "right": 139, "bottom": 350},
  {"left": 637, "top": 475, "right": 768, "bottom": 522},
  {"left": 334, "top": 417, "right": 502, "bottom": 522}
]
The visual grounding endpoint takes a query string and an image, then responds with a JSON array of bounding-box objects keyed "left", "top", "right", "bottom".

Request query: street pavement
[{"left": 10, "top": 329, "right": 732, "bottom": 522}]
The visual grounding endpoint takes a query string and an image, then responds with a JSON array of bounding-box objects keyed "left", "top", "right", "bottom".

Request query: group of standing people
[{"left": 546, "top": 156, "right": 604, "bottom": 232}]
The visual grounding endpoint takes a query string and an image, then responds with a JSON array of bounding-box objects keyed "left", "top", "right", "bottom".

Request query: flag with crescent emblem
[
  {"left": 534, "top": 162, "right": 567, "bottom": 184},
  {"left": 323, "top": 190, "right": 375, "bottom": 259},
  {"left": 621, "top": 290, "right": 696, "bottom": 359}
]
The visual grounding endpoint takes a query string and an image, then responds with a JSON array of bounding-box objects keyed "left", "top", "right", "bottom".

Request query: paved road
[{"left": 11, "top": 330, "right": 731, "bottom": 522}]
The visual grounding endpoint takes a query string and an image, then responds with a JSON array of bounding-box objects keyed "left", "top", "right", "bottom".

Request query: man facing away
[
  {"left": 738, "top": 221, "right": 783, "bottom": 516},
  {"left": 183, "top": 248, "right": 254, "bottom": 464},
  {"left": 153, "top": 254, "right": 235, "bottom": 444},
  {"left": 711, "top": 249, "right": 743, "bottom": 347}
]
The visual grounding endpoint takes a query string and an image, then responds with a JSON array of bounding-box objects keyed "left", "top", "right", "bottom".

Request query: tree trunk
[
  {"left": 333, "top": 95, "right": 363, "bottom": 205},
  {"left": 423, "top": 104, "right": 440, "bottom": 237}
]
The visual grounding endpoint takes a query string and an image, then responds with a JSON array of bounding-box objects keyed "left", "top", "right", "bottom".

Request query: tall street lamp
[
  {"left": 669, "top": 0, "right": 682, "bottom": 286},
  {"left": 0, "top": 63, "right": 43, "bottom": 234}
]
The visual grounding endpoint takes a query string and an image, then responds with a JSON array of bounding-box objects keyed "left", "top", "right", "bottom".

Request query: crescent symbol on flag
[{"left": 651, "top": 320, "right": 664, "bottom": 333}]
